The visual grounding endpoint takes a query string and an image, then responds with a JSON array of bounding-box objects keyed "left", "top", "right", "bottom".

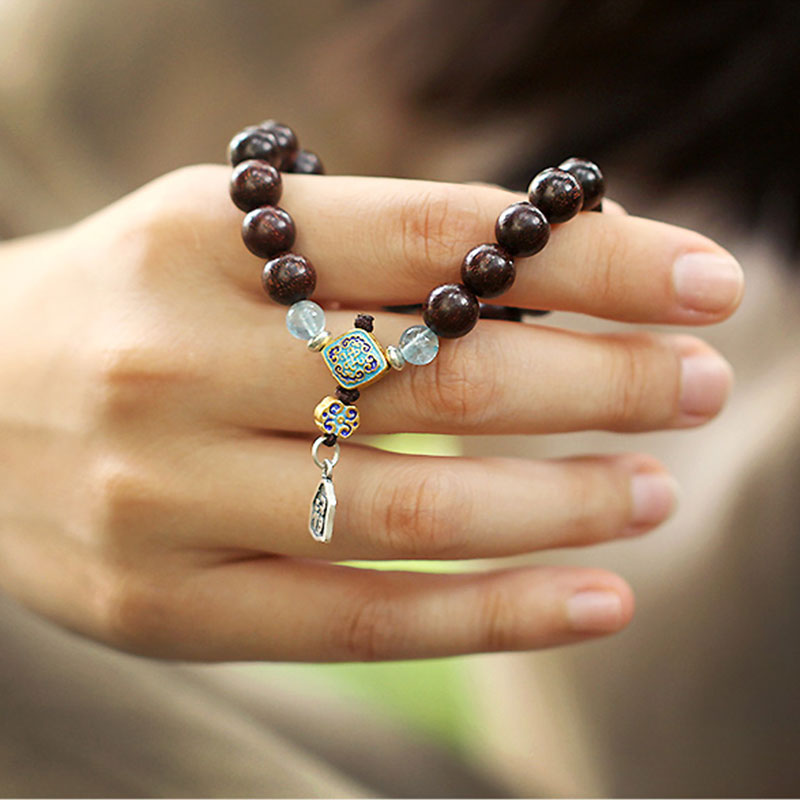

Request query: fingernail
[
  {"left": 567, "top": 591, "right": 624, "bottom": 633},
  {"left": 629, "top": 471, "right": 679, "bottom": 531},
  {"left": 680, "top": 353, "right": 734, "bottom": 419},
  {"left": 672, "top": 253, "right": 744, "bottom": 313}
]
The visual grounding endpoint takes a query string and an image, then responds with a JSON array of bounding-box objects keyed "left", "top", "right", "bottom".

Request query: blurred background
[{"left": 1, "top": 1, "right": 799, "bottom": 797}]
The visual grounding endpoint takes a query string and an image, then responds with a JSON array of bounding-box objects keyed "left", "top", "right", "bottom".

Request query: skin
[{"left": 0, "top": 165, "right": 742, "bottom": 662}]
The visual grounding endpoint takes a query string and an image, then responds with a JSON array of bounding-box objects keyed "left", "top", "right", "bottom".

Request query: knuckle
[
  {"left": 108, "top": 165, "right": 220, "bottom": 280},
  {"left": 335, "top": 590, "right": 399, "bottom": 662},
  {"left": 562, "top": 464, "right": 624, "bottom": 543},
  {"left": 478, "top": 585, "right": 519, "bottom": 652},
  {"left": 99, "top": 567, "right": 174, "bottom": 654},
  {"left": 86, "top": 455, "right": 154, "bottom": 547},
  {"left": 375, "top": 465, "right": 468, "bottom": 557},
  {"left": 590, "top": 221, "right": 628, "bottom": 306},
  {"left": 408, "top": 334, "right": 500, "bottom": 429},
  {"left": 91, "top": 330, "right": 202, "bottom": 422},
  {"left": 398, "top": 186, "right": 486, "bottom": 280},
  {"left": 605, "top": 333, "right": 662, "bottom": 430}
]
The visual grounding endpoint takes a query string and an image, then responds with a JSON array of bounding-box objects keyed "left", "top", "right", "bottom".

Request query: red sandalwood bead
[
  {"left": 528, "top": 168, "right": 584, "bottom": 223},
  {"left": 229, "top": 160, "right": 282, "bottom": 212},
  {"left": 461, "top": 243, "right": 516, "bottom": 299},
  {"left": 242, "top": 206, "right": 296, "bottom": 258},
  {"left": 291, "top": 150, "right": 325, "bottom": 174},
  {"left": 261, "top": 254, "right": 316, "bottom": 305},
  {"left": 260, "top": 120, "right": 299, "bottom": 170},
  {"left": 423, "top": 283, "right": 480, "bottom": 338},
  {"left": 495, "top": 202, "right": 550, "bottom": 257},
  {"left": 558, "top": 158, "right": 605, "bottom": 210},
  {"left": 227, "top": 127, "right": 281, "bottom": 167}
]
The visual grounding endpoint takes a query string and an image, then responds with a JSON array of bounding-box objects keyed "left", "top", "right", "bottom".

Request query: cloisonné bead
[
  {"left": 229, "top": 160, "right": 282, "bottom": 212},
  {"left": 291, "top": 150, "right": 325, "bottom": 175},
  {"left": 262, "top": 254, "right": 316, "bottom": 305},
  {"left": 528, "top": 168, "right": 583, "bottom": 223},
  {"left": 260, "top": 120, "right": 299, "bottom": 170},
  {"left": 461, "top": 243, "right": 516, "bottom": 299},
  {"left": 558, "top": 158, "right": 605, "bottom": 211},
  {"left": 227, "top": 127, "right": 280, "bottom": 167},
  {"left": 398, "top": 325, "right": 439, "bottom": 365},
  {"left": 242, "top": 206, "right": 296, "bottom": 258},
  {"left": 321, "top": 329, "right": 389, "bottom": 389},
  {"left": 495, "top": 202, "right": 550, "bottom": 257},
  {"left": 286, "top": 300, "right": 325, "bottom": 340},
  {"left": 314, "top": 396, "right": 360, "bottom": 439},
  {"left": 423, "top": 283, "right": 480, "bottom": 338}
]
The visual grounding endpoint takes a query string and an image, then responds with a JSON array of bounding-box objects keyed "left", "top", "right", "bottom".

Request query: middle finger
[{"left": 207, "top": 306, "right": 733, "bottom": 435}]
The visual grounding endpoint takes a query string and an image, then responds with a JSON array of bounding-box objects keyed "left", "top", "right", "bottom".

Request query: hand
[{"left": 0, "top": 165, "right": 742, "bottom": 661}]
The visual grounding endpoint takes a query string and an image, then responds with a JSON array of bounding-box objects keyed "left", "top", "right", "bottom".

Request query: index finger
[{"left": 132, "top": 165, "right": 744, "bottom": 326}]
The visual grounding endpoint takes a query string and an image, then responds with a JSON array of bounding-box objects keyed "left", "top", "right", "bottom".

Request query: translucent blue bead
[
  {"left": 286, "top": 300, "right": 325, "bottom": 340},
  {"left": 398, "top": 324, "right": 439, "bottom": 365}
]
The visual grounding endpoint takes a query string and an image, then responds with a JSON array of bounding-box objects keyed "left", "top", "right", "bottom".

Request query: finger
[
  {"left": 110, "top": 433, "right": 677, "bottom": 560},
  {"left": 207, "top": 305, "right": 733, "bottom": 435},
  {"left": 106, "top": 558, "right": 635, "bottom": 661},
  {"left": 146, "top": 165, "right": 742, "bottom": 325}
]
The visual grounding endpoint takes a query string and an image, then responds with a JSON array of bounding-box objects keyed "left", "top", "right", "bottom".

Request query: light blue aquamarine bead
[
  {"left": 286, "top": 300, "right": 325, "bottom": 340},
  {"left": 398, "top": 324, "right": 439, "bottom": 365}
]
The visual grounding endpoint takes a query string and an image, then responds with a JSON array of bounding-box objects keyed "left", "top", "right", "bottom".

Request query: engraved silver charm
[{"left": 309, "top": 436, "right": 340, "bottom": 543}]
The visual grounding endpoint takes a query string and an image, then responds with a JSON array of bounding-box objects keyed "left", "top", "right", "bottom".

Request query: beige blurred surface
[{"left": 1, "top": 1, "right": 799, "bottom": 797}]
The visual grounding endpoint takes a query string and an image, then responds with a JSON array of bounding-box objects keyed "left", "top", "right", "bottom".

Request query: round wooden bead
[
  {"left": 229, "top": 160, "right": 282, "bottom": 212},
  {"left": 423, "top": 283, "right": 480, "bottom": 338},
  {"left": 242, "top": 207, "right": 296, "bottom": 258},
  {"left": 262, "top": 254, "right": 316, "bottom": 305},
  {"left": 227, "top": 127, "right": 281, "bottom": 167},
  {"left": 461, "top": 243, "right": 516, "bottom": 299},
  {"left": 495, "top": 202, "right": 550, "bottom": 257},
  {"left": 558, "top": 158, "right": 605, "bottom": 210},
  {"left": 478, "top": 303, "right": 525, "bottom": 322},
  {"left": 528, "top": 168, "right": 584, "bottom": 223},
  {"left": 291, "top": 150, "right": 325, "bottom": 174},
  {"left": 260, "top": 120, "right": 299, "bottom": 170}
]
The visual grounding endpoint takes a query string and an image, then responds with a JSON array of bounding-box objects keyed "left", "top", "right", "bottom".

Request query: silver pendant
[{"left": 309, "top": 437, "right": 340, "bottom": 543}]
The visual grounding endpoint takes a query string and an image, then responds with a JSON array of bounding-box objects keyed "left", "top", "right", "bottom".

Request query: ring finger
[{"left": 113, "top": 434, "right": 677, "bottom": 561}]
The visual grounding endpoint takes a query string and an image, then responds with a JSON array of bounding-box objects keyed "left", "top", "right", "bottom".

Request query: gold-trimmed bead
[{"left": 314, "top": 395, "right": 360, "bottom": 439}]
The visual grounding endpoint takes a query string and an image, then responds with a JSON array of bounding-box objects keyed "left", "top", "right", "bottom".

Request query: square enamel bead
[{"left": 321, "top": 328, "right": 389, "bottom": 389}]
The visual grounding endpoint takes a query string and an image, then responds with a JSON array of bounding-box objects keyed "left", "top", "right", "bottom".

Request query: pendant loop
[{"left": 311, "top": 436, "right": 340, "bottom": 471}]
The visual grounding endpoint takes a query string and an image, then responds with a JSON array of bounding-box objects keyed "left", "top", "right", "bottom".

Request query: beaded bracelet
[{"left": 227, "top": 121, "right": 605, "bottom": 543}]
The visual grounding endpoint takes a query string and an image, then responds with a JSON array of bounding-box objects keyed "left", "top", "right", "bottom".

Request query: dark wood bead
[
  {"left": 528, "top": 168, "right": 584, "bottom": 223},
  {"left": 478, "top": 303, "right": 524, "bottom": 322},
  {"left": 229, "top": 160, "right": 282, "bottom": 212},
  {"left": 242, "top": 206, "right": 296, "bottom": 258},
  {"left": 336, "top": 386, "right": 360, "bottom": 404},
  {"left": 227, "top": 127, "right": 281, "bottom": 167},
  {"left": 461, "top": 243, "right": 516, "bottom": 299},
  {"left": 291, "top": 150, "right": 325, "bottom": 175},
  {"left": 354, "top": 313, "right": 375, "bottom": 331},
  {"left": 494, "top": 202, "right": 550, "bottom": 257},
  {"left": 259, "top": 120, "right": 299, "bottom": 170},
  {"left": 423, "top": 283, "right": 480, "bottom": 338},
  {"left": 261, "top": 254, "right": 316, "bottom": 305},
  {"left": 558, "top": 158, "right": 605, "bottom": 210}
]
